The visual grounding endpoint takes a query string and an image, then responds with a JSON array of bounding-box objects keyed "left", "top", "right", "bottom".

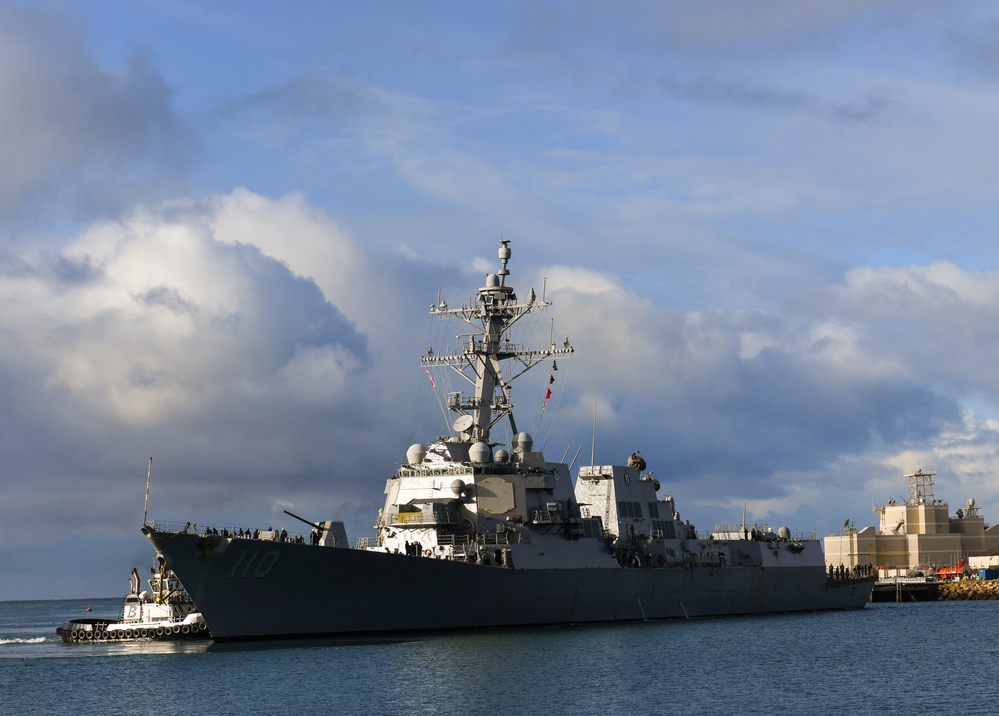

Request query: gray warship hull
[{"left": 142, "top": 527, "right": 872, "bottom": 641}]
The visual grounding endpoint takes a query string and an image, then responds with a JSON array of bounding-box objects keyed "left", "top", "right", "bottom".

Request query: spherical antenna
[
  {"left": 469, "top": 442, "right": 492, "bottom": 464},
  {"left": 406, "top": 444, "right": 427, "bottom": 465},
  {"left": 514, "top": 432, "right": 534, "bottom": 453}
]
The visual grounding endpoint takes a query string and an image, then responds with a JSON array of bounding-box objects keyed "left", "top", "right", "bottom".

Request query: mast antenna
[
  {"left": 568, "top": 445, "right": 583, "bottom": 472},
  {"left": 143, "top": 457, "right": 153, "bottom": 525},
  {"left": 591, "top": 388, "right": 598, "bottom": 466}
]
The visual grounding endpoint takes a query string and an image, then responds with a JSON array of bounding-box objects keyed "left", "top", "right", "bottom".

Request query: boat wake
[{"left": 1, "top": 636, "right": 50, "bottom": 645}]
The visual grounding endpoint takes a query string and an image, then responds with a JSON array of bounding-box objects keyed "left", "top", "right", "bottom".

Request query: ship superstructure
[{"left": 142, "top": 240, "right": 872, "bottom": 641}]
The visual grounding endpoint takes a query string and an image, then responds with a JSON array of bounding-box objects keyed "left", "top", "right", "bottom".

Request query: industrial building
[{"left": 824, "top": 469, "right": 999, "bottom": 571}]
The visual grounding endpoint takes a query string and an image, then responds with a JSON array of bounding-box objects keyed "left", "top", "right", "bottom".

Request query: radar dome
[
  {"left": 406, "top": 444, "right": 427, "bottom": 465},
  {"left": 968, "top": 498, "right": 976, "bottom": 508},
  {"left": 776, "top": 526, "right": 791, "bottom": 540},
  {"left": 469, "top": 442, "right": 492, "bottom": 464},
  {"left": 514, "top": 432, "right": 534, "bottom": 453},
  {"left": 494, "top": 449, "right": 510, "bottom": 463},
  {"left": 451, "top": 479, "right": 466, "bottom": 496},
  {"left": 486, "top": 274, "right": 500, "bottom": 288}
]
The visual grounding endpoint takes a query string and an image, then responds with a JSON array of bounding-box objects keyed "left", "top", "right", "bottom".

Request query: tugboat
[
  {"left": 57, "top": 559, "right": 209, "bottom": 643},
  {"left": 142, "top": 240, "right": 873, "bottom": 641}
]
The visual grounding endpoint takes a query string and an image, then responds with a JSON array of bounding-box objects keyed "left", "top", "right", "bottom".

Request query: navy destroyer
[{"left": 142, "top": 240, "right": 873, "bottom": 641}]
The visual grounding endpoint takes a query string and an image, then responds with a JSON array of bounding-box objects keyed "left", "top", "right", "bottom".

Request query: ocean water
[{"left": 3, "top": 598, "right": 999, "bottom": 715}]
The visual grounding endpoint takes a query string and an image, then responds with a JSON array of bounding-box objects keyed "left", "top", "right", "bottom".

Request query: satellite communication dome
[
  {"left": 406, "top": 444, "right": 427, "bottom": 466},
  {"left": 776, "top": 526, "right": 791, "bottom": 540},
  {"left": 514, "top": 432, "right": 534, "bottom": 453},
  {"left": 469, "top": 442, "right": 492, "bottom": 464},
  {"left": 494, "top": 449, "right": 509, "bottom": 463},
  {"left": 451, "top": 479, "right": 466, "bottom": 496}
]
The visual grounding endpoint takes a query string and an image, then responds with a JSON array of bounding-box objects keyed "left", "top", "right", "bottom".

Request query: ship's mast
[{"left": 421, "top": 240, "right": 573, "bottom": 444}]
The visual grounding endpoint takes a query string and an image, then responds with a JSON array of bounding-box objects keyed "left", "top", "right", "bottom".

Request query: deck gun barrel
[{"left": 283, "top": 509, "right": 322, "bottom": 531}]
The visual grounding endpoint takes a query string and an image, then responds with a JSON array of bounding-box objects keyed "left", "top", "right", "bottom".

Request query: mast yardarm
[{"left": 421, "top": 240, "right": 573, "bottom": 444}]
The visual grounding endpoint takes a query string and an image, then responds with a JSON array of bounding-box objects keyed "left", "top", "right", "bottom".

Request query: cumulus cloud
[
  {"left": 824, "top": 262, "right": 999, "bottom": 395},
  {"left": 0, "top": 191, "right": 387, "bottom": 547},
  {"left": 30, "top": 207, "right": 361, "bottom": 424},
  {"left": 209, "top": 189, "right": 380, "bottom": 328}
]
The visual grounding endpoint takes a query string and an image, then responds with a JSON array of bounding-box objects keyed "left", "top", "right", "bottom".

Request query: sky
[{"left": 4, "top": 1, "right": 999, "bottom": 599}]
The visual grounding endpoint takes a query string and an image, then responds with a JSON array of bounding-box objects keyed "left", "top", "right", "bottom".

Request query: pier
[
  {"left": 871, "top": 577, "right": 999, "bottom": 602},
  {"left": 870, "top": 577, "right": 940, "bottom": 602}
]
